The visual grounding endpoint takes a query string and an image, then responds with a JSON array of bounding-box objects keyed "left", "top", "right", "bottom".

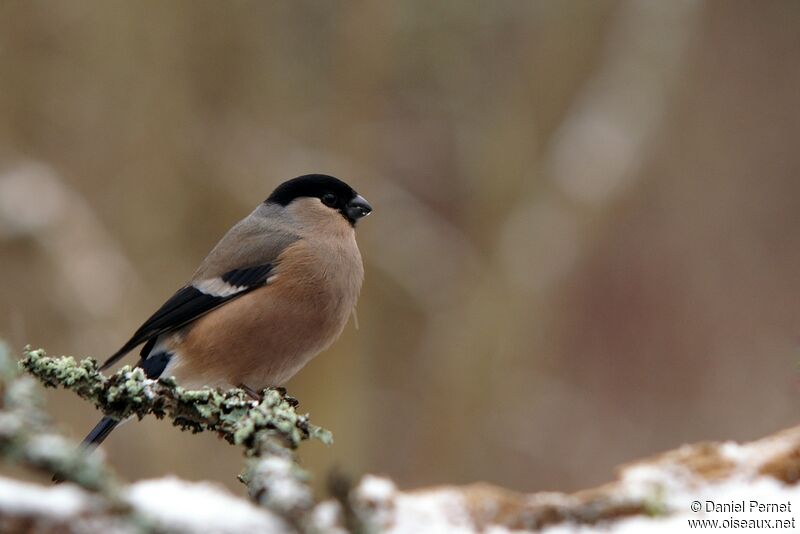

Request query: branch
[
  {"left": 19, "top": 347, "right": 331, "bottom": 457},
  {"left": 17, "top": 346, "right": 332, "bottom": 528},
  {"left": 0, "top": 345, "right": 118, "bottom": 497}
]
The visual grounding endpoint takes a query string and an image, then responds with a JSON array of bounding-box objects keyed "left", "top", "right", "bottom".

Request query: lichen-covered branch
[
  {"left": 17, "top": 346, "right": 332, "bottom": 528},
  {"left": 19, "top": 347, "right": 331, "bottom": 456},
  {"left": 0, "top": 344, "right": 118, "bottom": 496}
]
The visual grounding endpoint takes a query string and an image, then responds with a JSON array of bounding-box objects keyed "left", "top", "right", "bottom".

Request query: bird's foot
[{"left": 238, "top": 383, "right": 262, "bottom": 401}]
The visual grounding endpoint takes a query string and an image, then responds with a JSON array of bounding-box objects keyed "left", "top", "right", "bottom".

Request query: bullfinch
[{"left": 82, "top": 174, "right": 372, "bottom": 447}]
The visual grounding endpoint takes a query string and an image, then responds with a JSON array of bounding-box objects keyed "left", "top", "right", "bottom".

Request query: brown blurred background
[{"left": 1, "top": 0, "right": 799, "bottom": 497}]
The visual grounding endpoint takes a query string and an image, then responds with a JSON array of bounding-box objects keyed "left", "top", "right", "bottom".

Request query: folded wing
[{"left": 99, "top": 263, "right": 274, "bottom": 371}]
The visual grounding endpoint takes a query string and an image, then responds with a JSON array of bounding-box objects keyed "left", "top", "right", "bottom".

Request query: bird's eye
[{"left": 321, "top": 193, "right": 337, "bottom": 207}]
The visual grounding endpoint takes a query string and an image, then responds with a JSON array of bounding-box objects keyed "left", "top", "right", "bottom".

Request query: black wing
[{"left": 100, "top": 263, "right": 273, "bottom": 371}]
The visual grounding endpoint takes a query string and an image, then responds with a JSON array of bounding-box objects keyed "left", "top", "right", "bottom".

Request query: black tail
[{"left": 82, "top": 416, "right": 120, "bottom": 448}]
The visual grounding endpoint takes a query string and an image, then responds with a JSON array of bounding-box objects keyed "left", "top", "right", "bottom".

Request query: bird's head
[{"left": 266, "top": 174, "right": 372, "bottom": 227}]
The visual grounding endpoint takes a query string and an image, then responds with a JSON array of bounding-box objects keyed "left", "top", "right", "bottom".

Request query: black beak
[{"left": 346, "top": 195, "right": 373, "bottom": 221}]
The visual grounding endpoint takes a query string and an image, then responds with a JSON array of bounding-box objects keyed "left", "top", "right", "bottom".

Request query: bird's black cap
[
  {"left": 267, "top": 174, "right": 358, "bottom": 206},
  {"left": 266, "top": 174, "right": 372, "bottom": 225}
]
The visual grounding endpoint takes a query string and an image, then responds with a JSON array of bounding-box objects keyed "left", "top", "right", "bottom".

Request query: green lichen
[
  {"left": 19, "top": 347, "right": 331, "bottom": 455},
  {"left": 0, "top": 344, "right": 118, "bottom": 495},
  {"left": 19, "top": 345, "right": 333, "bottom": 522}
]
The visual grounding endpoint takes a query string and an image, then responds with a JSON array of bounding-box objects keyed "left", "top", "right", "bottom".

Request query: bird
[{"left": 82, "top": 174, "right": 372, "bottom": 448}]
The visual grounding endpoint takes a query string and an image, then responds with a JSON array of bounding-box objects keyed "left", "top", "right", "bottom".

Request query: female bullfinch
[{"left": 83, "top": 174, "right": 372, "bottom": 447}]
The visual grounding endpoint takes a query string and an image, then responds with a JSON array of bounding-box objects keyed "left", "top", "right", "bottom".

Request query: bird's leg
[{"left": 238, "top": 383, "right": 262, "bottom": 401}]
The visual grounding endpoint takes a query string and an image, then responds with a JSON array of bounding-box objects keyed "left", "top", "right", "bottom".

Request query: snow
[
  {"left": 540, "top": 436, "right": 800, "bottom": 534},
  {"left": 0, "top": 477, "right": 92, "bottom": 518},
  {"left": 357, "top": 475, "right": 396, "bottom": 501},
  {"left": 717, "top": 434, "right": 795, "bottom": 475},
  {"left": 127, "top": 477, "right": 290, "bottom": 533},
  {"left": 392, "top": 489, "right": 475, "bottom": 534},
  {"left": 309, "top": 501, "right": 348, "bottom": 534},
  {"left": 1, "top": 427, "right": 799, "bottom": 533},
  {"left": 354, "top": 476, "right": 474, "bottom": 534},
  {"left": 348, "top": 429, "right": 800, "bottom": 533},
  {"left": 0, "top": 476, "right": 291, "bottom": 533},
  {"left": 248, "top": 456, "right": 313, "bottom": 512}
]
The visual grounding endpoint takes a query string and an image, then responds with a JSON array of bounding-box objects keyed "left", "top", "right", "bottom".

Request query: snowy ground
[{"left": 2, "top": 426, "right": 800, "bottom": 533}]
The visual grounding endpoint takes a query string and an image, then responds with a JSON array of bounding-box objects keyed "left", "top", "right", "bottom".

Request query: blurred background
[{"left": 1, "top": 0, "right": 799, "bottom": 497}]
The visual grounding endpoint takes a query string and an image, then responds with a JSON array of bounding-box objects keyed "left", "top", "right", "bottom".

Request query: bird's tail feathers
[
  {"left": 99, "top": 337, "right": 156, "bottom": 371},
  {"left": 81, "top": 416, "right": 120, "bottom": 448},
  {"left": 98, "top": 346, "right": 133, "bottom": 371}
]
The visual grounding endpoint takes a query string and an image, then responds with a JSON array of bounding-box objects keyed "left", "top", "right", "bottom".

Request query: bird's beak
[{"left": 346, "top": 195, "right": 373, "bottom": 221}]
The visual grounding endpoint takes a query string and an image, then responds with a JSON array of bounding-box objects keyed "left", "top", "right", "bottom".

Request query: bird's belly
[{"left": 165, "top": 282, "right": 354, "bottom": 390}]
